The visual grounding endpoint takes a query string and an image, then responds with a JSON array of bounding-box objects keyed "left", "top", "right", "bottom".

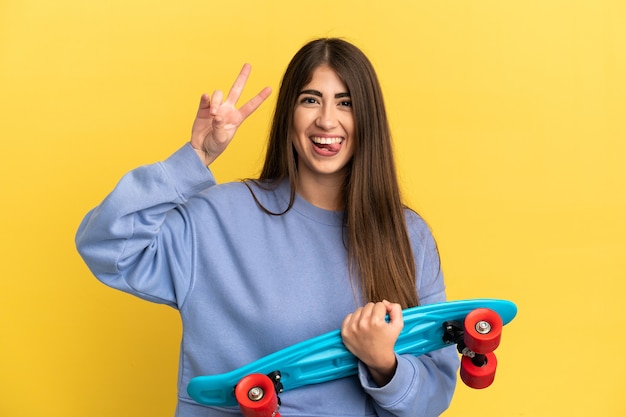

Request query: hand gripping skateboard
[{"left": 187, "top": 299, "right": 517, "bottom": 417}]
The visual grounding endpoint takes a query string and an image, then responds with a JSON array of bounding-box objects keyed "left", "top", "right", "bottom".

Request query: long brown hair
[{"left": 247, "top": 38, "right": 418, "bottom": 308}]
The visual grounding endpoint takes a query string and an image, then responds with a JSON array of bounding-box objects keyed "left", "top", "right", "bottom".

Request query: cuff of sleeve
[
  {"left": 358, "top": 354, "right": 419, "bottom": 407},
  {"left": 158, "top": 143, "right": 217, "bottom": 200}
]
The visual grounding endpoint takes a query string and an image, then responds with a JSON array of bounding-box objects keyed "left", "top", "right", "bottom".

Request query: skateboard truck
[
  {"left": 442, "top": 320, "right": 488, "bottom": 367},
  {"left": 266, "top": 370, "right": 284, "bottom": 403}
]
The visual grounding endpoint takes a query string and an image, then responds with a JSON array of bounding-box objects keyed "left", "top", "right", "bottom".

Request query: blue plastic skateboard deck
[{"left": 187, "top": 299, "right": 517, "bottom": 407}]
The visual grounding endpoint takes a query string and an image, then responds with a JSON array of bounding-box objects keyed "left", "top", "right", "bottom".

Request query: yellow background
[{"left": 1, "top": 0, "right": 625, "bottom": 416}]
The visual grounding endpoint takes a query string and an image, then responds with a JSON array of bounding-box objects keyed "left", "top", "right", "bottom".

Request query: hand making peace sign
[{"left": 190, "top": 64, "right": 272, "bottom": 166}]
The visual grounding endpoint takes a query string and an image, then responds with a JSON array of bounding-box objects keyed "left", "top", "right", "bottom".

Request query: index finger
[{"left": 238, "top": 86, "right": 272, "bottom": 121}]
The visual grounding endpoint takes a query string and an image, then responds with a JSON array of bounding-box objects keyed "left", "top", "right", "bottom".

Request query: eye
[
  {"left": 339, "top": 100, "right": 352, "bottom": 108},
  {"left": 299, "top": 96, "right": 319, "bottom": 105}
]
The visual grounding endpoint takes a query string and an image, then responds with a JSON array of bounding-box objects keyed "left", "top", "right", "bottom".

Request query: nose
[{"left": 316, "top": 103, "right": 338, "bottom": 130}]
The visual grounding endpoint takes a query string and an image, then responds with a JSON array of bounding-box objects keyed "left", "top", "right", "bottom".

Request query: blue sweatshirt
[{"left": 76, "top": 143, "right": 458, "bottom": 417}]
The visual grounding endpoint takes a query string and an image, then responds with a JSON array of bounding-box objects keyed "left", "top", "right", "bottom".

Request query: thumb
[
  {"left": 382, "top": 300, "right": 404, "bottom": 327},
  {"left": 212, "top": 115, "right": 224, "bottom": 128}
]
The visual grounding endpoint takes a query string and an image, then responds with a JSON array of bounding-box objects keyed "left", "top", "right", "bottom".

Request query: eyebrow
[{"left": 298, "top": 89, "right": 351, "bottom": 99}]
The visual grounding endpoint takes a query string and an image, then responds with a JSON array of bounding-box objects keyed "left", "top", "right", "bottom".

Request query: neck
[{"left": 296, "top": 174, "right": 345, "bottom": 211}]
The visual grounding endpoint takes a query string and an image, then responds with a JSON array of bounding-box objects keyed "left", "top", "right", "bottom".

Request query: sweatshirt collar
[{"left": 276, "top": 179, "right": 345, "bottom": 227}]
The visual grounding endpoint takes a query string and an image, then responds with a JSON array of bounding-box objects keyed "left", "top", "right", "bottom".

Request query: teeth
[{"left": 311, "top": 137, "right": 343, "bottom": 144}]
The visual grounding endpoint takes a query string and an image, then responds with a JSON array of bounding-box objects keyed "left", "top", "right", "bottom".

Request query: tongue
[{"left": 317, "top": 142, "right": 341, "bottom": 153}]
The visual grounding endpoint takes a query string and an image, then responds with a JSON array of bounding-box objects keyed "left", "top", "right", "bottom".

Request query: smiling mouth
[{"left": 311, "top": 136, "right": 344, "bottom": 153}]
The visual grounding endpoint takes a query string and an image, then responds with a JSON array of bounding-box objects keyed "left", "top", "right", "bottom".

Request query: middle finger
[{"left": 226, "top": 63, "right": 252, "bottom": 105}]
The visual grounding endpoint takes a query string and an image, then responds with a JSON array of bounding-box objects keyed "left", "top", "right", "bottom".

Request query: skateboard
[{"left": 187, "top": 298, "right": 517, "bottom": 417}]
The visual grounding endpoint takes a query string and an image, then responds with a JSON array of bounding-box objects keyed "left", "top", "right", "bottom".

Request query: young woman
[{"left": 76, "top": 38, "right": 458, "bottom": 417}]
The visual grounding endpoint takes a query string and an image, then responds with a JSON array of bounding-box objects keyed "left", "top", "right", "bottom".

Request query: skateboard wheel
[
  {"left": 463, "top": 308, "right": 503, "bottom": 354},
  {"left": 235, "top": 373, "right": 280, "bottom": 417},
  {"left": 460, "top": 351, "right": 497, "bottom": 389}
]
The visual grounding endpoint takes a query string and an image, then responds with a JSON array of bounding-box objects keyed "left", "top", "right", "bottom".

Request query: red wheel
[
  {"left": 463, "top": 308, "right": 503, "bottom": 354},
  {"left": 460, "top": 352, "right": 497, "bottom": 389},
  {"left": 234, "top": 373, "right": 281, "bottom": 417}
]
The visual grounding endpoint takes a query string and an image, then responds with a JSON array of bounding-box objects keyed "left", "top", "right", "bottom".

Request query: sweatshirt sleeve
[
  {"left": 75, "top": 143, "right": 216, "bottom": 308},
  {"left": 357, "top": 212, "right": 459, "bottom": 416}
]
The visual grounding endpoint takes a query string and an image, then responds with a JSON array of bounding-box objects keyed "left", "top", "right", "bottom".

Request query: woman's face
[{"left": 291, "top": 65, "right": 355, "bottom": 185}]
